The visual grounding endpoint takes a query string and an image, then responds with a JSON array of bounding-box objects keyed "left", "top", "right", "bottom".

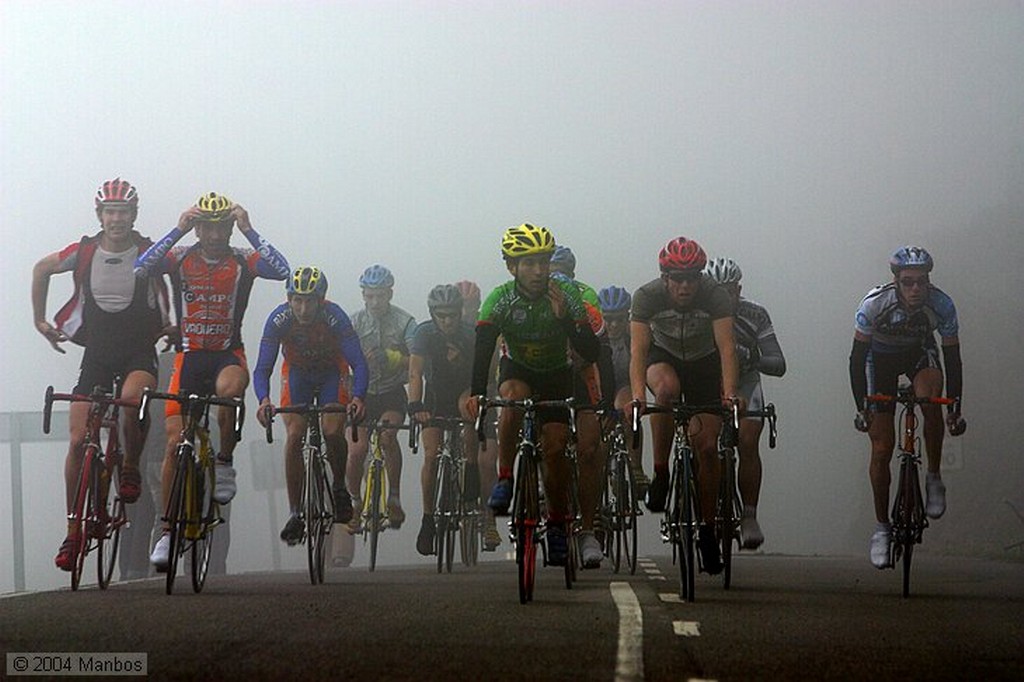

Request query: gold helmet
[
  {"left": 194, "top": 192, "right": 234, "bottom": 222},
  {"left": 501, "top": 223, "right": 556, "bottom": 259}
]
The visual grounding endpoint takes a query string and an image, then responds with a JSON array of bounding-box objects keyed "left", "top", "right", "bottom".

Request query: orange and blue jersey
[{"left": 253, "top": 300, "right": 368, "bottom": 405}]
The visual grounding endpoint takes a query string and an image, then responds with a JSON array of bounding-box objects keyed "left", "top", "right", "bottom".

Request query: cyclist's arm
[
  {"left": 596, "top": 333, "right": 616, "bottom": 404},
  {"left": 713, "top": 316, "right": 740, "bottom": 399},
  {"left": 31, "top": 251, "right": 71, "bottom": 350},
  {"left": 565, "top": 318, "right": 600, "bottom": 364},
  {"left": 341, "top": 328, "right": 369, "bottom": 400},
  {"left": 849, "top": 332, "right": 871, "bottom": 409},
  {"left": 239, "top": 226, "right": 291, "bottom": 280},
  {"left": 757, "top": 333, "right": 787, "bottom": 377},
  {"left": 252, "top": 319, "right": 282, "bottom": 405},
  {"left": 629, "top": 320, "right": 651, "bottom": 402},
  {"left": 941, "top": 336, "right": 962, "bottom": 409},
  {"left": 471, "top": 323, "right": 501, "bottom": 396},
  {"left": 134, "top": 223, "right": 189, "bottom": 276},
  {"left": 407, "top": 352, "right": 426, "bottom": 405}
]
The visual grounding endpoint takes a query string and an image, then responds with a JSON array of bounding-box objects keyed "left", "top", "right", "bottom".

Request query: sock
[
  {"left": 875, "top": 522, "right": 892, "bottom": 533},
  {"left": 498, "top": 466, "right": 513, "bottom": 480},
  {"left": 743, "top": 505, "right": 757, "bottom": 519}
]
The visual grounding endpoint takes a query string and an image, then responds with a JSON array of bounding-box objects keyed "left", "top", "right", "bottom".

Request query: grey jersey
[{"left": 352, "top": 304, "right": 417, "bottom": 395}]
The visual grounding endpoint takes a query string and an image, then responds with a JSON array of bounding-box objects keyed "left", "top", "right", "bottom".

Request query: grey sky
[{"left": 2, "top": 2, "right": 1023, "bottom": 568}]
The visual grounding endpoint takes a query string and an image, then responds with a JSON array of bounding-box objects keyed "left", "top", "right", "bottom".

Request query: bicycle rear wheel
[
  {"left": 459, "top": 509, "right": 480, "bottom": 567},
  {"left": 165, "top": 444, "right": 191, "bottom": 595},
  {"left": 368, "top": 462, "right": 383, "bottom": 572},
  {"left": 434, "top": 457, "right": 450, "bottom": 574},
  {"left": 191, "top": 457, "right": 217, "bottom": 593},
  {"left": 70, "top": 447, "right": 96, "bottom": 591},
  {"left": 97, "top": 457, "right": 123, "bottom": 589}
]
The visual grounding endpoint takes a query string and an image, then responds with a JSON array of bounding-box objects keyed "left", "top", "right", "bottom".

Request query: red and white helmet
[
  {"left": 95, "top": 178, "right": 138, "bottom": 209},
  {"left": 658, "top": 237, "right": 706, "bottom": 272}
]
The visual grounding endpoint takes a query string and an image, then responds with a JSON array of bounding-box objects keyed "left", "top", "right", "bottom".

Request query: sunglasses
[
  {"left": 898, "top": 276, "right": 929, "bottom": 289},
  {"left": 662, "top": 271, "right": 702, "bottom": 284},
  {"left": 433, "top": 310, "right": 461, "bottom": 320}
]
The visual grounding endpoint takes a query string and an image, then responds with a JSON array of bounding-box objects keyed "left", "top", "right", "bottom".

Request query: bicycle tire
[
  {"left": 460, "top": 510, "right": 479, "bottom": 567},
  {"left": 306, "top": 448, "right": 326, "bottom": 584},
  {"left": 676, "top": 449, "right": 697, "bottom": 602},
  {"left": 564, "top": 454, "right": 579, "bottom": 588},
  {"left": 70, "top": 447, "right": 96, "bottom": 591},
  {"left": 720, "top": 448, "right": 739, "bottom": 590},
  {"left": 434, "top": 457, "right": 450, "bottom": 574},
  {"left": 514, "top": 444, "right": 540, "bottom": 604},
  {"left": 617, "top": 455, "right": 638, "bottom": 576},
  {"left": 165, "top": 443, "right": 191, "bottom": 595},
  {"left": 444, "top": 463, "right": 458, "bottom": 573},
  {"left": 368, "top": 462, "right": 383, "bottom": 572},
  {"left": 97, "top": 458, "right": 123, "bottom": 589},
  {"left": 191, "top": 457, "right": 216, "bottom": 593},
  {"left": 896, "top": 458, "right": 920, "bottom": 598}
]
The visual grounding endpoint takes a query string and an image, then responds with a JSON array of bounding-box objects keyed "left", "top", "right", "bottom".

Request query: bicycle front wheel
[
  {"left": 894, "top": 458, "right": 922, "bottom": 598},
  {"left": 165, "top": 444, "right": 192, "bottom": 595},
  {"left": 70, "top": 447, "right": 97, "bottom": 591},
  {"left": 306, "top": 450, "right": 329, "bottom": 585},
  {"left": 675, "top": 452, "right": 697, "bottom": 602},
  {"left": 368, "top": 463, "right": 383, "bottom": 572},
  {"left": 719, "top": 450, "right": 740, "bottom": 590},
  {"left": 191, "top": 457, "right": 217, "bottom": 593},
  {"left": 616, "top": 455, "right": 638, "bottom": 576},
  {"left": 434, "top": 457, "right": 450, "bottom": 574},
  {"left": 514, "top": 447, "right": 540, "bottom": 604},
  {"left": 96, "top": 457, "right": 123, "bottom": 589}
]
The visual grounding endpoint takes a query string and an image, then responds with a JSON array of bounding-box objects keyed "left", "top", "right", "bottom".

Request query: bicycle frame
[
  {"left": 413, "top": 416, "right": 474, "bottom": 573},
  {"left": 476, "top": 396, "right": 579, "bottom": 604},
  {"left": 865, "top": 388, "right": 953, "bottom": 597},
  {"left": 599, "top": 412, "right": 639, "bottom": 575},
  {"left": 44, "top": 382, "right": 136, "bottom": 591},
  {"left": 354, "top": 417, "right": 413, "bottom": 572},
  {"left": 140, "top": 389, "right": 244, "bottom": 595},
  {"left": 267, "top": 396, "right": 347, "bottom": 584}
]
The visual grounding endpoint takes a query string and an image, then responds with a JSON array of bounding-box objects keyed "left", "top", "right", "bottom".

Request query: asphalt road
[{"left": 1, "top": 552, "right": 1021, "bottom": 681}]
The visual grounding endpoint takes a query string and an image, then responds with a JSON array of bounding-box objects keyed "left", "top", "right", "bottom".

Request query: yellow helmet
[
  {"left": 194, "top": 192, "right": 234, "bottom": 222},
  {"left": 501, "top": 223, "right": 556, "bottom": 259}
]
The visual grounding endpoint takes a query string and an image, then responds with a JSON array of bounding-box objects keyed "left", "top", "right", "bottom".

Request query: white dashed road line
[{"left": 610, "top": 581, "right": 644, "bottom": 682}]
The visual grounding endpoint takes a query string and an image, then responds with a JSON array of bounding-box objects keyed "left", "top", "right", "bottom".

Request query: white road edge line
[
  {"left": 674, "top": 620, "right": 701, "bottom": 637},
  {"left": 610, "top": 581, "right": 644, "bottom": 682}
]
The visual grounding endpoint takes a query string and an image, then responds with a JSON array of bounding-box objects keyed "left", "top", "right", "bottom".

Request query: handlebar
[
  {"left": 474, "top": 396, "right": 586, "bottom": 446},
  {"left": 630, "top": 399, "right": 779, "bottom": 450},
  {"left": 263, "top": 403, "right": 348, "bottom": 444},
  {"left": 140, "top": 388, "right": 246, "bottom": 443},
  {"left": 43, "top": 384, "right": 139, "bottom": 435}
]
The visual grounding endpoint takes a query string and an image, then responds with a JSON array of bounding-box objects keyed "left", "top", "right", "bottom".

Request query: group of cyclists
[{"left": 32, "top": 177, "right": 966, "bottom": 582}]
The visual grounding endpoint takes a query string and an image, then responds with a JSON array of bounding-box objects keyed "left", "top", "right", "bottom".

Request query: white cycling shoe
[
  {"left": 870, "top": 529, "right": 893, "bottom": 569},
  {"left": 150, "top": 533, "right": 171, "bottom": 572},
  {"left": 925, "top": 473, "right": 946, "bottom": 519}
]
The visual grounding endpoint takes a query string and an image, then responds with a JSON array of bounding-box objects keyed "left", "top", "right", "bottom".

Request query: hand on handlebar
[
  {"left": 347, "top": 397, "right": 366, "bottom": 425},
  {"left": 946, "top": 411, "right": 967, "bottom": 436},
  {"left": 256, "top": 400, "right": 274, "bottom": 429},
  {"left": 854, "top": 410, "right": 871, "bottom": 433}
]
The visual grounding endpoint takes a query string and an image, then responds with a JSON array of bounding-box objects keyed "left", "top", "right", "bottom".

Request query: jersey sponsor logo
[
  {"left": 512, "top": 308, "right": 527, "bottom": 325},
  {"left": 183, "top": 321, "right": 233, "bottom": 337}
]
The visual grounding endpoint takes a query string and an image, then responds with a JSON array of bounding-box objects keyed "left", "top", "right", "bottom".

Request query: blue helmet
[
  {"left": 550, "top": 245, "right": 576, "bottom": 277},
  {"left": 889, "top": 246, "right": 933, "bottom": 274},
  {"left": 598, "top": 285, "right": 631, "bottom": 313},
  {"left": 359, "top": 264, "right": 394, "bottom": 289}
]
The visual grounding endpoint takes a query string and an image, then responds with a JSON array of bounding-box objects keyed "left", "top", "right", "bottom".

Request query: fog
[{"left": 2, "top": 2, "right": 1023, "bottom": 591}]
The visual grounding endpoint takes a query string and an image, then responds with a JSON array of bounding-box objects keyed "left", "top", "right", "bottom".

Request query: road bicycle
[
  {"left": 598, "top": 409, "right": 640, "bottom": 575},
  {"left": 353, "top": 417, "right": 413, "bottom": 572},
  {"left": 632, "top": 400, "right": 736, "bottom": 602},
  {"left": 865, "top": 388, "right": 955, "bottom": 597},
  {"left": 44, "top": 381, "right": 137, "bottom": 590},
  {"left": 265, "top": 395, "right": 347, "bottom": 585},
  {"left": 140, "top": 389, "right": 244, "bottom": 594},
  {"left": 715, "top": 403, "right": 777, "bottom": 590},
  {"left": 412, "top": 416, "right": 481, "bottom": 573},
  {"left": 476, "top": 396, "right": 579, "bottom": 604}
]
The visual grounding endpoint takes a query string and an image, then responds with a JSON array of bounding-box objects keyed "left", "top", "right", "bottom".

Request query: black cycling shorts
[
  {"left": 646, "top": 345, "right": 722, "bottom": 406},
  {"left": 75, "top": 347, "right": 158, "bottom": 396},
  {"left": 498, "top": 357, "right": 573, "bottom": 425},
  {"left": 867, "top": 343, "right": 941, "bottom": 414}
]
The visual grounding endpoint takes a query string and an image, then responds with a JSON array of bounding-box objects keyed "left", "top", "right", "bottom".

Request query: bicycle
[
  {"left": 43, "top": 381, "right": 137, "bottom": 591},
  {"left": 476, "top": 396, "right": 580, "bottom": 604},
  {"left": 140, "top": 389, "right": 244, "bottom": 595},
  {"left": 865, "top": 388, "right": 955, "bottom": 597},
  {"left": 632, "top": 399, "right": 735, "bottom": 602},
  {"left": 265, "top": 395, "right": 347, "bottom": 585},
  {"left": 352, "top": 417, "right": 413, "bottom": 572},
  {"left": 715, "top": 403, "right": 777, "bottom": 590},
  {"left": 598, "top": 409, "right": 641, "bottom": 575}
]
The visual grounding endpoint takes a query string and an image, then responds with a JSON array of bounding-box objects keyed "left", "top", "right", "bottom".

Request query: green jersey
[{"left": 478, "top": 277, "right": 590, "bottom": 372}]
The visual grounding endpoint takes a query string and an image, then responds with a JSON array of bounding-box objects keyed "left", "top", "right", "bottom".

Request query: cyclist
[
  {"left": 597, "top": 285, "right": 648, "bottom": 496},
  {"left": 630, "top": 236, "right": 742, "bottom": 575},
  {"left": 549, "top": 245, "right": 615, "bottom": 569},
  {"left": 456, "top": 279, "right": 502, "bottom": 552},
  {"left": 253, "top": 267, "right": 368, "bottom": 544},
  {"left": 134, "top": 191, "right": 290, "bottom": 570},
  {"left": 704, "top": 258, "right": 787, "bottom": 549},
  {"left": 466, "top": 224, "right": 600, "bottom": 566},
  {"left": 409, "top": 284, "right": 478, "bottom": 555},
  {"left": 32, "top": 178, "right": 169, "bottom": 571},
  {"left": 850, "top": 246, "right": 966, "bottom": 569},
  {"left": 345, "top": 264, "right": 416, "bottom": 532}
]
